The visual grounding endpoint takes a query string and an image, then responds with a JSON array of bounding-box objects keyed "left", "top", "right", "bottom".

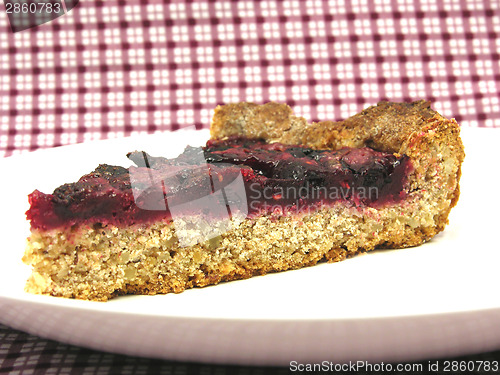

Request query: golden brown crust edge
[
  {"left": 210, "top": 100, "right": 460, "bottom": 156},
  {"left": 211, "top": 100, "right": 465, "bottom": 246}
]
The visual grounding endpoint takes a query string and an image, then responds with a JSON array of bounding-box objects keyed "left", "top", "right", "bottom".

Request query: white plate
[{"left": 0, "top": 128, "right": 499, "bottom": 366}]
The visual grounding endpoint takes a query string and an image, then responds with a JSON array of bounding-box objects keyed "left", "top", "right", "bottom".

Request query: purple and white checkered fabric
[{"left": 1, "top": 0, "right": 499, "bottom": 157}]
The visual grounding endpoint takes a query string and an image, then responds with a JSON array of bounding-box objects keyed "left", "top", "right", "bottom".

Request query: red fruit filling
[{"left": 27, "top": 138, "right": 412, "bottom": 231}]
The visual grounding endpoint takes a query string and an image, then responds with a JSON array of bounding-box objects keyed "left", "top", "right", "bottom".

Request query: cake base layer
[{"left": 23, "top": 198, "right": 442, "bottom": 301}]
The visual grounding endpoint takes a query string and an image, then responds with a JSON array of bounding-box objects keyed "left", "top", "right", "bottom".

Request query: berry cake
[{"left": 22, "top": 101, "right": 464, "bottom": 301}]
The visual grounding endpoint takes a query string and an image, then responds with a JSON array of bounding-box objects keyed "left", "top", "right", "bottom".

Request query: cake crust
[
  {"left": 23, "top": 101, "right": 465, "bottom": 301},
  {"left": 211, "top": 100, "right": 465, "bottom": 243}
]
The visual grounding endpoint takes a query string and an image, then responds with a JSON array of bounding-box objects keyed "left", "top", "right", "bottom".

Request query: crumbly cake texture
[{"left": 23, "top": 101, "right": 464, "bottom": 301}]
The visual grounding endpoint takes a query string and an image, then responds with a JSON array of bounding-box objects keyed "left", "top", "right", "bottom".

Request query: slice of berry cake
[{"left": 23, "top": 101, "right": 464, "bottom": 301}]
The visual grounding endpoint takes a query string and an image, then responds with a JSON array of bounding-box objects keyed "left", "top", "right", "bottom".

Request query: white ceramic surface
[{"left": 0, "top": 128, "right": 499, "bottom": 366}]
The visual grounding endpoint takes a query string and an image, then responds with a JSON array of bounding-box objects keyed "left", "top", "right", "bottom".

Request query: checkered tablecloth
[
  {"left": 1, "top": 0, "right": 500, "bottom": 372},
  {"left": 1, "top": 0, "right": 500, "bottom": 157}
]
